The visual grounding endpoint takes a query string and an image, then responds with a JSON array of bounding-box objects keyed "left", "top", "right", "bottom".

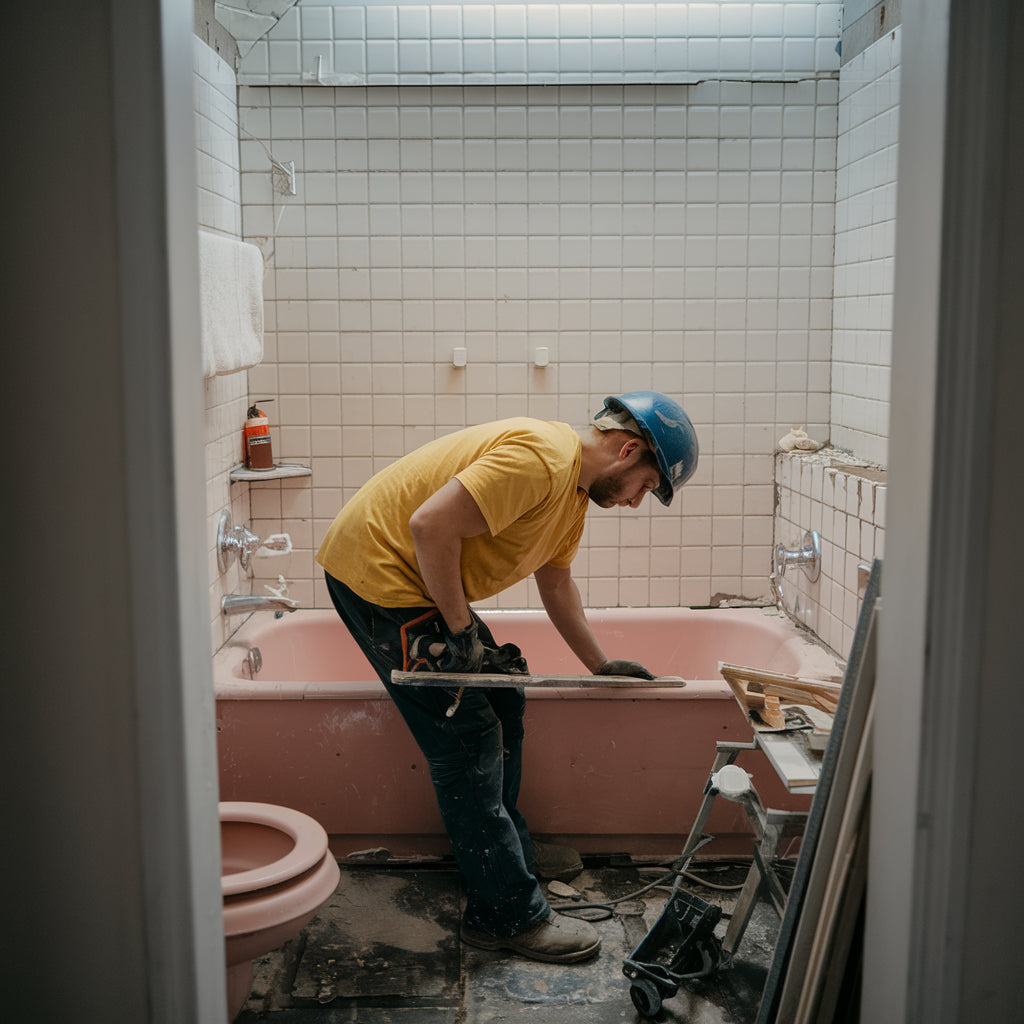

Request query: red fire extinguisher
[{"left": 243, "top": 400, "right": 275, "bottom": 471}]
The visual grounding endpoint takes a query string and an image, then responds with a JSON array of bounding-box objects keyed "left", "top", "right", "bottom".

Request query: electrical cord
[
  {"left": 673, "top": 869, "right": 747, "bottom": 893},
  {"left": 550, "top": 869, "right": 677, "bottom": 921},
  {"left": 550, "top": 862, "right": 750, "bottom": 921}
]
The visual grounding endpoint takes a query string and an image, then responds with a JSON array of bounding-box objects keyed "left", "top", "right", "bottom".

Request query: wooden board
[
  {"left": 758, "top": 732, "right": 823, "bottom": 792},
  {"left": 720, "top": 661, "right": 841, "bottom": 713},
  {"left": 390, "top": 670, "right": 686, "bottom": 689},
  {"left": 792, "top": 695, "right": 874, "bottom": 1023},
  {"left": 719, "top": 661, "right": 836, "bottom": 738},
  {"left": 755, "top": 558, "right": 881, "bottom": 1024}
]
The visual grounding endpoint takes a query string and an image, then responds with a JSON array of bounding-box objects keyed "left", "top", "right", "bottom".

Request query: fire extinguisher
[{"left": 243, "top": 400, "right": 275, "bottom": 471}]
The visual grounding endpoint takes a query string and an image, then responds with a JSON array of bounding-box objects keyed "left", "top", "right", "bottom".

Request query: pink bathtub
[{"left": 214, "top": 607, "right": 841, "bottom": 859}]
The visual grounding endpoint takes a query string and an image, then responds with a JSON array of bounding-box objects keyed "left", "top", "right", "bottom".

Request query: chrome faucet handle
[
  {"left": 234, "top": 524, "right": 261, "bottom": 571},
  {"left": 774, "top": 529, "right": 821, "bottom": 583},
  {"left": 216, "top": 508, "right": 262, "bottom": 573}
]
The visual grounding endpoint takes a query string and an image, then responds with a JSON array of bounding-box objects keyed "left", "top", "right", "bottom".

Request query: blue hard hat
[{"left": 596, "top": 391, "right": 699, "bottom": 506}]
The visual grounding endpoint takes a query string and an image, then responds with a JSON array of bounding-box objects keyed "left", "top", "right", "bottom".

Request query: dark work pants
[{"left": 324, "top": 572, "right": 549, "bottom": 936}]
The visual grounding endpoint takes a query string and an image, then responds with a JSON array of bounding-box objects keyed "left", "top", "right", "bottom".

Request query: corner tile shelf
[{"left": 229, "top": 463, "right": 311, "bottom": 482}]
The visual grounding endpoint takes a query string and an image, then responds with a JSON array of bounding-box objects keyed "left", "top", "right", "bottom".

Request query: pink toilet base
[{"left": 220, "top": 802, "right": 341, "bottom": 1022}]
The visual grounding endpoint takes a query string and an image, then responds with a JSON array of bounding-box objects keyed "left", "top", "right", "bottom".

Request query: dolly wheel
[{"left": 630, "top": 979, "right": 663, "bottom": 1018}]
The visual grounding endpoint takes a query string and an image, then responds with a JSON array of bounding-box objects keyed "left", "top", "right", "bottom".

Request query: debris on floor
[{"left": 236, "top": 859, "right": 782, "bottom": 1023}]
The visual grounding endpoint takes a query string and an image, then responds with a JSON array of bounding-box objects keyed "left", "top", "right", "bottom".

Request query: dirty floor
[{"left": 235, "top": 855, "right": 783, "bottom": 1024}]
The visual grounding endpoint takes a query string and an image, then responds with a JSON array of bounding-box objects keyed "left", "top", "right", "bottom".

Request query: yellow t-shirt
[{"left": 316, "top": 418, "right": 588, "bottom": 607}]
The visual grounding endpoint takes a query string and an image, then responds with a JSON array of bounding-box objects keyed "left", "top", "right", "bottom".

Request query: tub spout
[{"left": 221, "top": 594, "right": 300, "bottom": 616}]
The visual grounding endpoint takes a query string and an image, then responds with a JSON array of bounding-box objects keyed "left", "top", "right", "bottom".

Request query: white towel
[{"left": 198, "top": 229, "right": 265, "bottom": 378}]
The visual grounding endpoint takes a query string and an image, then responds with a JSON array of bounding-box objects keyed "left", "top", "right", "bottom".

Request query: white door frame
[{"left": 867, "top": 0, "right": 1023, "bottom": 1019}]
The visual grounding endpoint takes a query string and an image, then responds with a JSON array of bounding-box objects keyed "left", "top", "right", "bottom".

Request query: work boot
[
  {"left": 460, "top": 911, "right": 601, "bottom": 963},
  {"left": 532, "top": 839, "right": 583, "bottom": 882}
]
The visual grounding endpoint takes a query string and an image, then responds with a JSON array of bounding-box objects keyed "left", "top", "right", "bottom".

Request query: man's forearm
[
  {"left": 534, "top": 565, "right": 607, "bottom": 672},
  {"left": 408, "top": 478, "right": 489, "bottom": 634},
  {"left": 412, "top": 531, "right": 473, "bottom": 633}
]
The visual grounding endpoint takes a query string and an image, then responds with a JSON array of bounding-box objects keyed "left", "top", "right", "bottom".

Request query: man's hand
[
  {"left": 438, "top": 621, "right": 488, "bottom": 673},
  {"left": 437, "top": 620, "right": 530, "bottom": 675},
  {"left": 595, "top": 659, "right": 656, "bottom": 680}
]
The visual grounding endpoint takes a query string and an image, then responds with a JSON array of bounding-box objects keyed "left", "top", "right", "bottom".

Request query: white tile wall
[
  {"left": 195, "top": 37, "right": 254, "bottom": 652},
  {"left": 195, "top": 11, "right": 899, "bottom": 653},
  {"left": 775, "top": 449, "right": 885, "bottom": 657},
  {"left": 831, "top": 27, "right": 899, "bottom": 465},
  {"left": 773, "top": 29, "right": 897, "bottom": 658},
  {"left": 238, "top": 1, "right": 843, "bottom": 87},
  {"left": 238, "top": 77, "right": 838, "bottom": 611},
  {"left": 195, "top": 39, "right": 243, "bottom": 237}
]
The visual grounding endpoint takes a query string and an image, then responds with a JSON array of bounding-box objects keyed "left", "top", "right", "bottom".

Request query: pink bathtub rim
[{"left": 213, "top": 605, "right": 842, "bottom": 702}]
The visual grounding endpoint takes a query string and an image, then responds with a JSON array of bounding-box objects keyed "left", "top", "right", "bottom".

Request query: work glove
[
  {"left": 438, "top": 620, "right": 488, "bottom": 673},
  {"left": 485, "top": 642, "right": 530, "bottom": 676},
  {"left": 437, "top": 619, "right": 530, "bottom": 676},
  {"left": 595, "top": 658, "right": 656, "bottom": 680}
]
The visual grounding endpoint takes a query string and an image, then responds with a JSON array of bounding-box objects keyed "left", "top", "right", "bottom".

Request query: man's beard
[{"left": 586, "top": 474, "right": 619, "bottom": 507}]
